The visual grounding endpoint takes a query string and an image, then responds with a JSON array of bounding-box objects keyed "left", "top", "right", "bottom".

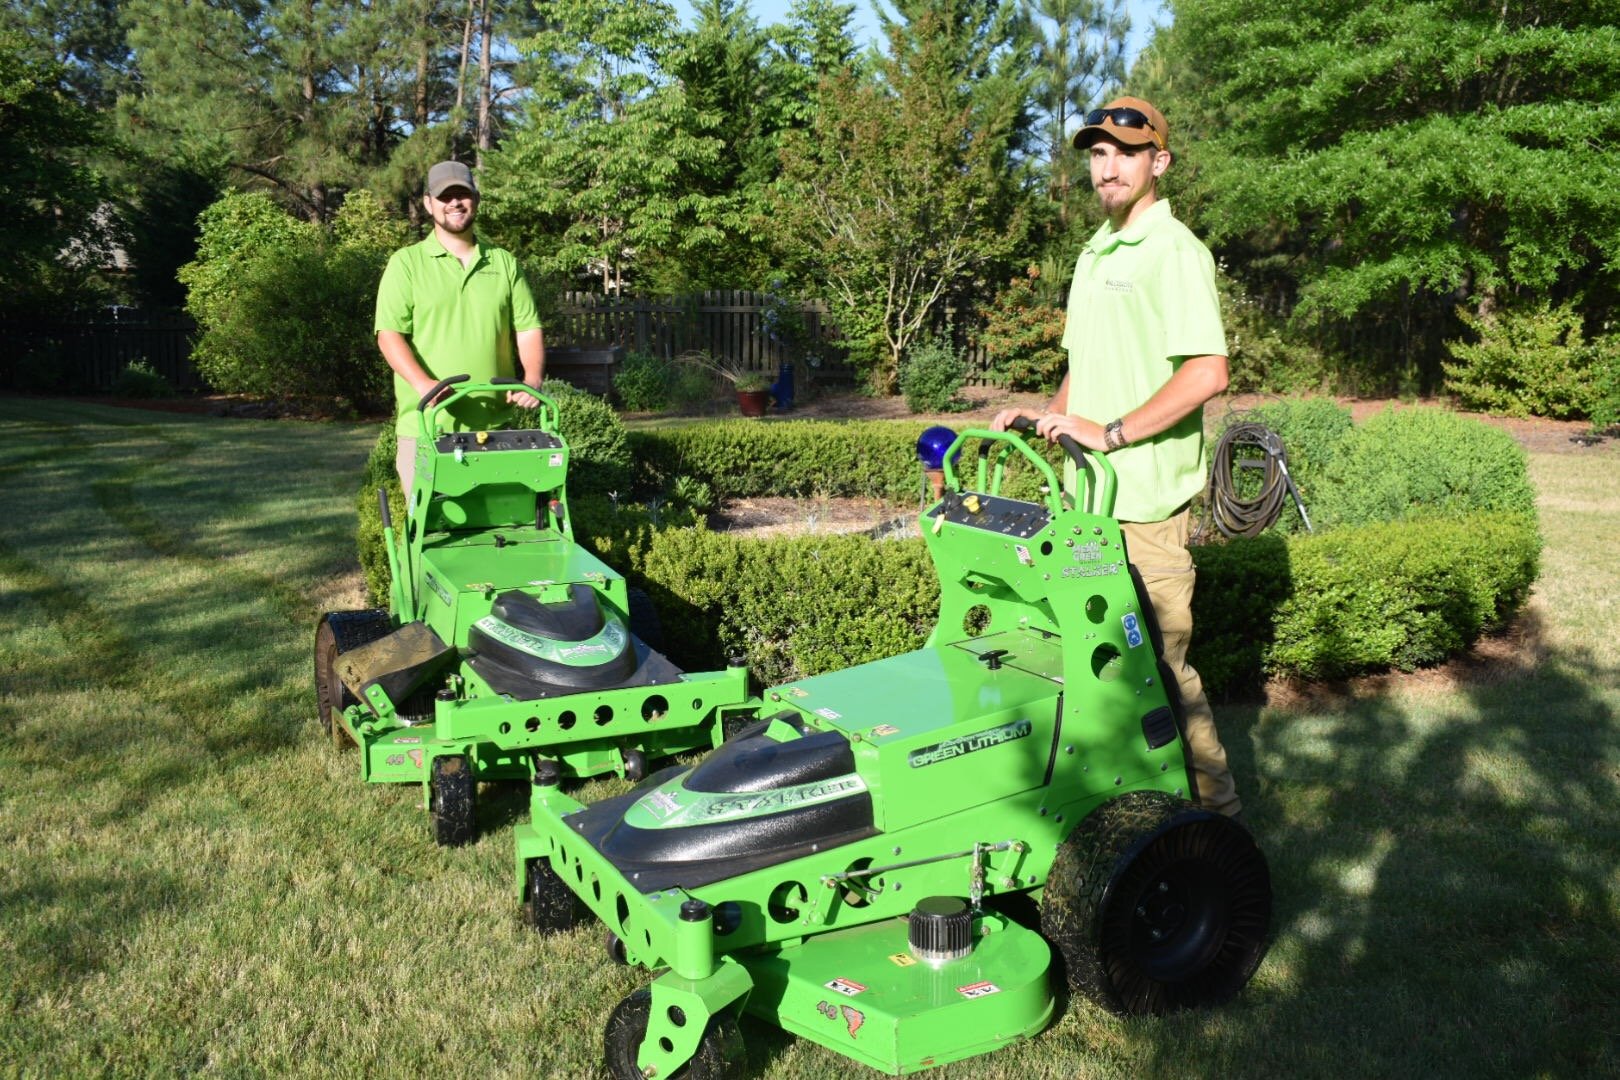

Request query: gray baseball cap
[{"left": 426, "top": 160, "right": 478, "bottom": 198}]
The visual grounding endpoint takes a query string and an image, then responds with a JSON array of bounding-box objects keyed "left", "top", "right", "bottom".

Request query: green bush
[
  {"left": 1310, "top": 407, "right": 1535, "bottom": 529},
  {"left": 1443, "top": 301, "right": 1603, "bottom": 419},
  {"left": 1588, "top": 338, "right": 1620, "bottom": 431},
  {"left": 549, "top": 510, "right": 1540, "bottom": 694},
  {"left": 1187, "top": 533, "right": 1293, "bottom": 696},
  {"left": 612, "top": 350, "right": 673, "bottom": 411},
  {"left": 979, "top": 270, "right": 1067, "bottom": 393},
  {"left": 180, "top": 190, "right": 406, "bottom": 409},
  {"left": 629, "top": 420, "right": 1070, "bottom": 507},
  {"left": 630, "top": 420, "right": 932, "bottom": 501},
  {"left": 1263, "top": 513, "right": 1539, "bottom": 679},
  {"left": 636, "top": 530, "right": 939, "bottom": 684},
  {"left": 107, "top": 360, "right": 175, "bottom": 399},
  {"left": 1218, "top": 271, "right": 1329, "bottom": 394},
  {"left": 899, "top": 333, "right": 968, "bottom": 413}
]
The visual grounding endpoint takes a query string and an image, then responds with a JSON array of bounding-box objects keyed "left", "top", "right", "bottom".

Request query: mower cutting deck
[
  {"left": 314, "top": 377, "right": 751, "bottom": 845},
  {"left": 515, "top": 423, "right": 1272, "bottom": 1076}
]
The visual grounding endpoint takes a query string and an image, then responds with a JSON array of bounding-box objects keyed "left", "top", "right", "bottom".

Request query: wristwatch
[{"left": 1104, "top": 418, "right": 1127, "bottom": 451}]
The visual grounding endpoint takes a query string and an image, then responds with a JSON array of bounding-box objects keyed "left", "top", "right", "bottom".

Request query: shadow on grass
[
  {"left": 0, "top": 402, "right": 379, "bottom": 819},
  {"left": 1138, "top": 608, "right": 1620, "bottom": 1076},
  {"left": 0, "top": 865, "right": 183, "bottom": 1003}
]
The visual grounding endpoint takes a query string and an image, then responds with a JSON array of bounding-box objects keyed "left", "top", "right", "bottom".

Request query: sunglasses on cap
[{"left": 1084, "top": 107, "right": 1161, "bottom": 135}]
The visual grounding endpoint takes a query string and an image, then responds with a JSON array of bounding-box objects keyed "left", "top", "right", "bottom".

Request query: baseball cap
[
  {"left": 426, "top": 160, "right": 478, "bottom": 198},
  {"left": 1073, "top": 97, "right": 1169, "bottom": 152}
]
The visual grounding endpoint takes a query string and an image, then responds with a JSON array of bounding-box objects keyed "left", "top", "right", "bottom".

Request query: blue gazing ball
[{"left": 916, "top": 425, "right": 960, "bottom": 470}]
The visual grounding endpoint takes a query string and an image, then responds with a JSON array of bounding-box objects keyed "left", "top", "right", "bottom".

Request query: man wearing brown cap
[
  {"left": 375, "top": 160, "right": 545, "bottom": 487},
  {"left": 993, "top": 96, "right": 1242, "bottom": 819}
]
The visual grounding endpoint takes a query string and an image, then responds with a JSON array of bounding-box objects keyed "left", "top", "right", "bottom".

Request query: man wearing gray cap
[
  {"left": 375, "top": 160, "right": 545, "bottom": 487},
  {"left": 992, "top": 96, "right": 1242, "bottom": 821}
]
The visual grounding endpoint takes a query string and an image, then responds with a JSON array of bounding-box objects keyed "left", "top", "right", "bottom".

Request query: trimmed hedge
[
  {"left": 1310, "top": 406, "right": 1537, "bottom": 528},
  {"left": 598, "top": 510, "right": 1538, "bottom": 695},
  {"left": 629, "top": 420, "right": 934, "bottom": 501},
  {"left": 355, "top": 407, "right": 1543, "bottom": 696},
  {"left": 627, "top": 419, "right": 1063, "bottom": 504}
]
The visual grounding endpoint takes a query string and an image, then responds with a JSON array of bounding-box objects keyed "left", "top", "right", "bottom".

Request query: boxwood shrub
[
  {"left": 355, "top": 406, "right": 1542, "bottom": 695},
  {"left": 1309, "top": 406, "right": 1536, "bottom": 528},
  {"left": 628, "top": 420, "right": 1063, "bottom": 504}
]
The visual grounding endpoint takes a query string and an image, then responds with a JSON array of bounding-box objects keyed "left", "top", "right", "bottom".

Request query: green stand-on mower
[
  {"left": 514, "top": 422, "right": 1272, "bottom": 1076},
  {"left": 314, "top": 376, "right": 752, "bottom": 846}
]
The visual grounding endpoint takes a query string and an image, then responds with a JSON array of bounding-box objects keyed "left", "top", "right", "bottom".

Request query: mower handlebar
[
  {"left": 415, "top": 377, "right": 560, "bottom": 438},
  {"left": 417, "top": 373, "right": 470, "bottom": 411},
  {"left": 1007, "top": 416, "right": 1088, "bottom": 468},
  {"left": 949, "top": 419, "right": 1117, "bottom": 516}
]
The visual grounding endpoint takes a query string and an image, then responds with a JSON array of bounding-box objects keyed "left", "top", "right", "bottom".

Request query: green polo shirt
[
  {"left": 1060, "top": 200, "right": 1227, "bottom": 522},
  {"left": 375, "top": 234, "right": 542, "bottom": 437}
]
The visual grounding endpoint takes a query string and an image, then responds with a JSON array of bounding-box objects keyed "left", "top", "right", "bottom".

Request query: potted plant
[{"left": 680, "top": 351, "right": 774, "bottom": 417}]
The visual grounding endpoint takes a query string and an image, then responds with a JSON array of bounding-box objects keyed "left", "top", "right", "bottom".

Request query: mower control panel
[
  {"left": 433, "top": 430, "right": 563, "bottom": 455},
  {"left": 927, "top": 491, "right": 1050, "bottom": 538}
]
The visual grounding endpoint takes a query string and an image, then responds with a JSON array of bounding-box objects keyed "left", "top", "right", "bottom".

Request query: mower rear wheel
[
  {"left": 429, "top": 755, "right": 476, "bottom": 847},
  {"left": 1041, "top": 789, "right": 1271, "bottom": 1017},
  {"left": 603, "top": 988, "right": 744, "bottom": 1080},
  {"left": 314, "top": 609, "right": 390, "bottom": 749},
  {"left": 522, "top": 857, "right": 582, "bottom": 933}
]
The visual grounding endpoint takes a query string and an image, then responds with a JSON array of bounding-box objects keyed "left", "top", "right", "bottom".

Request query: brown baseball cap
[
  {"left": 426, "top": 160, "right": 478, "bottom": 198},
  {"left": 1073, "top": 96, "right": 1169, "bottom": 152}
]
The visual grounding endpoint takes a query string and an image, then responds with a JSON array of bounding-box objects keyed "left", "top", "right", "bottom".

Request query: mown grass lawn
[{"left": 2, "top": 397, "right": 1616, "bottom": 1078}]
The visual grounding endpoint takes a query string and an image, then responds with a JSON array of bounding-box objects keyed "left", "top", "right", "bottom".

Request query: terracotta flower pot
[{"left": 736, "top": 388, "right": 771, "bottom": 417}]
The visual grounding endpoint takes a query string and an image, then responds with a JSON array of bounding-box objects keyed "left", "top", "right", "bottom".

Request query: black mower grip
[
  {"left": 418, "top": 373, "right": 470, "bottom": 411},
  {"left": 1009, "top": 415, "right": 1086, "bottom": 469},
  {"left": 488, "top": 377, "right": 524, "bottom": 386},
  {"left": 377, "top": 487, "right": 392, "bottom": 530}
]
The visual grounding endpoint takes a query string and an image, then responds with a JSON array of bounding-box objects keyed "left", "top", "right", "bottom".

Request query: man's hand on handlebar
[
  {"left": 990, "top": 407, "right": 1036, "bottom": 432},
  {"left": 992, "top": 408, "right": 1109, "bottom": 452},
  {"left": 413, "top": 376, "right": 453, "bottom": 409},
  {"left": 506, "top": 384, "right": 543, "bottom": 409},
  {"left": 1036, "top": 413, "right": 1108, "bottom": 452}
]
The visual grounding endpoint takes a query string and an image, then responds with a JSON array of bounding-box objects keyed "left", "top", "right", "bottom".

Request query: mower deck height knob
[{"left": 908, "top": 896, "right": 973, "bottom": 963}]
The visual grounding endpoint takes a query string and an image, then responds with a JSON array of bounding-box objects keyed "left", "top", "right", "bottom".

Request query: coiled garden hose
[{"left": 1204, "top": 418, "right": 1312, "bottom": 538}]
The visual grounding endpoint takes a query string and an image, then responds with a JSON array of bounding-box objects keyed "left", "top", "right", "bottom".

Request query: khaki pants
[
  {"left": 396, "top": 436, "right": 416, "bottom": 491},
  {"left": 1121, "top": 510, "right": 1242, "bottom": 816}
]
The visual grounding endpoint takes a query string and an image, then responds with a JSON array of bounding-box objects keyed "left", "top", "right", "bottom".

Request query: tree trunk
[
  {"left": 477, "top": 0, "right": 493, "bottom": 167},
  {"left": 454, "top": 0, "right": 474, "bottom": 156}
]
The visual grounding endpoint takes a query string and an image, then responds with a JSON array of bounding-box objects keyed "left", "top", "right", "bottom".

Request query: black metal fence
[
  {"left": 3, "top": 313, "right": 202, "bottom": 392},
  {"left": 551, "top": 290, "right": 854, "bottom": 380}
]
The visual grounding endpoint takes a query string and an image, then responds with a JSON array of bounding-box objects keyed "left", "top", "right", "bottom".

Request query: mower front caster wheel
[
  {"left": 603, "top": 988, "right": 744, "bottom": 1080},
  {"left": 1041, "top": 789, "right": 1271, "bottom": 1016},
  {"left": 522, "top": 858, "right": 582, "bottom": 933},
  {"left": 622, "top": 748, "right": 648, "bottom": 783},
  {"left": 429, "top": 755, "right": 476, "bottom": 847}
]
